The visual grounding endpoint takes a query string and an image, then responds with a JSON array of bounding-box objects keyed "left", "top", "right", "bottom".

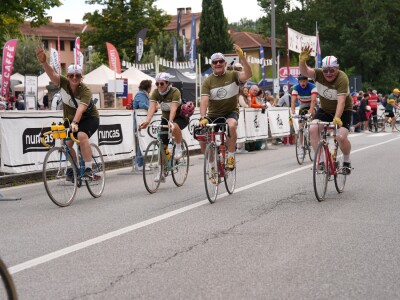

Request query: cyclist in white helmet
[{"left": 299, "top": 46, "right": 353, "bottom": 174}]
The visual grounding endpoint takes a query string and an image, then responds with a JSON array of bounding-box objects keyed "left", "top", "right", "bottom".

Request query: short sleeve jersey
[
  {"left": 292, "top": 82, "right": 318, "bottom": 109},
  {"left": 201, "top": 71, "right": 240, "bottom": 118},
  {"left": 314, "top": 69, "right": 353, "bottom": 114},
  {"left": 59, "top": 76, "right": 99, "bottom": 121},
  {"left": 150, "top": 86, "right": 181, "bottom": 119},
  {"left": 386, "top": 93, "right": 398, "bottom": 111}
]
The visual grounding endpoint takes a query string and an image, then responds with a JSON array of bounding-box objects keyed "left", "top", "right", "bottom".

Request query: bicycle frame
[
  {"left": 206, "top": 122, "right": 229, "bottom": 177},
  {"left": 317, "top": 123, "right": 338, "bottom": 177}
]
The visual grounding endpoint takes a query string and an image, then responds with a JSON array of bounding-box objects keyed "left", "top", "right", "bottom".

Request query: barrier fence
[{"left": 0, "top": 107, "right": 292, "bottom": 175}]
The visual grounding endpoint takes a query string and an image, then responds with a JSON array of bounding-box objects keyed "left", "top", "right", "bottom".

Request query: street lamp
[{"left": 87, "top": 45, "right": 93, "bottom": 72}]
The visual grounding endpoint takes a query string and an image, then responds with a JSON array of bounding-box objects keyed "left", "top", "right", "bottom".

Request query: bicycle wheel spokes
[
  {"left": 306, "top": 131, "right": 314, "bottom": 161},
  {"left": 224, "top": 155, "right": 236, "bottom": 194},
  {"left": 295, "top": 129, "right": 305, "bottom": 165},
  {"left": 204, "top": 143, "right": 219, "bottom": 203},
  {"left": 313, "top": 142, "right": 329, "bottom": 202},
  {"left": 334, "top": 146, "right": 347, "bottom": 193},
  {"left": 172, "top": 139, "right": 189, "bottom": 187},
  {"left": 85, "top": 144, "right": 106, "bottom": 198},
  {"left": 0, "top": 258, "right": 18, "bottom": 300},
  {"left": 394, "top": 115, "right": 400, "bottom": 132},
  {"left": 143, "top": 140, "right": 162, "bottom": 193},
  {"left": 42, "top": 147, "right": 77, "bottom": 207}
]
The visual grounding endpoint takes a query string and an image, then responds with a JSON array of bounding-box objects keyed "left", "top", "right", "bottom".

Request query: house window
[
  {"left": 42, "top": 40, "right": 48, "bottom": 50},
  {"left": 70, "top": 41, "right": 75, "bottom": 51},
  {"left": 59, "top": 41, "right": 65, "bottom": 51}
]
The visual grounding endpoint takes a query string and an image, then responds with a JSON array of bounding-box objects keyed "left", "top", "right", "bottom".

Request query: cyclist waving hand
[{"left": 299, "top": 46, "right": 353, "bottom": 174}]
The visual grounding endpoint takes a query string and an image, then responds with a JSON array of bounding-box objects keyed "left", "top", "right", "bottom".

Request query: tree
[
  {"left": 81, "top": 0, "right": 170, "bottom": 63},
  {"left": 12, "top": 35, "right": 42, "bottom": 75},
  {"left": 0, "top": 0, "right": 61, "bottom": 43},
  {"left": 198, "top": 0, "right": 233, "bottom": 64}
]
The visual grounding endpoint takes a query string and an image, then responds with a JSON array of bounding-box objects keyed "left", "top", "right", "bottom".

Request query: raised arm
[
  {"left": 35, "top": 47, "right": 60, "bottom": 85},
  {"left": 299, "top": 46, "right": 316, "bottom": 79},
  {"left": 234, "top": 44, "right": 252, "bottom": 83}
]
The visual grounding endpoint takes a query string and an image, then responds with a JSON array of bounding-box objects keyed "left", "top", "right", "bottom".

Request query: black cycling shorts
[
  {"left": 160, "top": 116, "right": 189, "bottom": 146},
  {"left": 313, "top": 108, "right": 352, "bottom": 130},
  {"left": 66, "top": 117, "right": 99, "bottom": 138}
]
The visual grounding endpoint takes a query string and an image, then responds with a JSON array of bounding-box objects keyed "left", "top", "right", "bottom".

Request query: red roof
[{"left": 20, "top": 21, "right": 88, "bottom": 40}]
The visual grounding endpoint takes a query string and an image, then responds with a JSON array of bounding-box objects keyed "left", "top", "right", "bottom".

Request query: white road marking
[{"left": 8, "top": 136, "right": 400, "bottom": 274}]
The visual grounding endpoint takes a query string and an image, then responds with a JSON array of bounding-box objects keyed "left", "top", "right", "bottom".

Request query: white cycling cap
[
  {"left": 321, "top": 56, "right": 339, "bottom": 68},
  {"left": 155, "top": 72, "right": 171, "bottom": 81},
  {"left": 67, "top": 64, "right": 83, "bottom": 74}
]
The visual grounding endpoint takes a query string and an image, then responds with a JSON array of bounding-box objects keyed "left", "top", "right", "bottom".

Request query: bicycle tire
[
  {"left": 171, "top": 139, "right": 189, "bottom": 187},
  {"left": 334, "top": 144, "right": 347, "bottom": 193},
  {"left": 143, "top": 140, "right": 162, "bottom": 193},
  {"left": 204, "top": 143, "right": 219, "bottom": 203},
  {"left": 306, "top": 130, "right": 314, "bottom": 161},
  {"left": 376, "top": 116, "right": 385, "bottom": 132},
  {"left": 313, "top": 142, "right": 329, "bottom": 202},
  {"left": 224, "top": 153, "right": 236, "bottom": 194},
  {"left": 85, "top": 144, "right": 106, "bottom": 198},
  {"left": 295, "top": 129, "right": 305, "bottom": 165},
  {"left": 42, "top": 146, "right": 78, "bottom": 207},
  {"left": 394, "top": 114, "right": 400, "bottom": 132},
  {"left": 0, "top": 258, "right": 18, "bottom": 300}
]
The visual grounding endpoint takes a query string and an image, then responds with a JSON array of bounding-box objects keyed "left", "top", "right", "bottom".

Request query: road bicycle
[
  {"left": 293, "top": 114, "right": 313, "bottom": 165},
  {"left": 376, "top": 111, "right": 400, "bottom": 132},
  {"left": 194, "top": 118, "right": 236, "bottom": 204},
  {"left": 0, "top": 258, "right": 18, "bottom": 300},
  {"left": 312, "top": 121, "right": 351, "bottom": 201},
  {"left": 40, "top": 124, "right": 105, "bottom": 207},
  {"left": 140, "top": 118, "right": 189, "bottom": 193}
]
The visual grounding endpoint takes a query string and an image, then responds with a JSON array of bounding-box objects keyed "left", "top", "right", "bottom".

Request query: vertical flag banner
[
  {"left": 182, "top": 33, "right": 186, "bottom": 60},
  {"left": 260, "top": 45, "right": 266, "bottom": 82},
  {"left": 135, "top": 28, "right": 148, "bottom": 63},
  {"left": 74, "top": 37, "right": 80, "bottom": 68},
  {"left": 177, "top": 9, "right": 182, "bottom": 36},
  {"left": 1, "top": 39, "right": 18, "bottom": 97},
  {"left": 57, "top": 36, "right": 61, "bottom": 75},
  {"left": 50, "top": 48, "right": 60, "bottom": 74},
  {"left": 173, "top": 36, "right": 177, "bottom": 64},
  {"left": 189, "top": 14, "right": 196, "bottom": 69},
  {"left": 315, "top": 23, "right": 322, "bottom": 68},
  {"left": 106, "top": 42, "right": 121, "bottom": 73}
]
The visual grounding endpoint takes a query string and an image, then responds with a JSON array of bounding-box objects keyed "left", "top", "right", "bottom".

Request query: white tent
[
  {"left": 121, "top": 67, "right": 156, "bottom": 95},
  {"left": 13, "top": 72, "right": 51, "bottom": 92}
]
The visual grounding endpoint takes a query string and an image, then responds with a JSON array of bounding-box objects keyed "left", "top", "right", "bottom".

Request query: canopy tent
[
  {"left": 0, "top": 73, "right": 24, "bottom": 94},
  {"left": 163, "top": 68, "right": 197, "bottom": 101},
  {"left": 121, "top": 67, "right": 156, "bottom": 96},
  {"left": 279, "top": 74, "right": 298, "bottom": 86}
]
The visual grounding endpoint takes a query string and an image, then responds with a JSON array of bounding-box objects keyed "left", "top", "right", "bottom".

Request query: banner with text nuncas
[
  {"left": 106, "top": 42, "right": 121, "bottom": 73},
  {"left": 1, "top": 39, "right": 18, "bottom": 97}
]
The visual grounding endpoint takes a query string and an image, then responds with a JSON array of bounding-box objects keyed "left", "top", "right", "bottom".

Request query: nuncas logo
[
  {"left": 22, "top": 127, "right": 54, "bottom": 154},
  {"left": 98, "top": 124, "right": 123, "bottom": 146}
]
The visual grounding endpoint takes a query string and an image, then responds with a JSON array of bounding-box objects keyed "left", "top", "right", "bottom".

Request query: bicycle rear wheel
[
  {"left": 224, "top": 154, "right": 236, "bottom": 194},
  {"left": 306, "top": 132, "right": 314, "bottom": 161},
  {"left": 0, "top": 258, "right": 17, "bottom": 300},
  {"left": 313, "top": 142, "right": 329, "bottom": 202},
  {"left": 334, "top": 145, "right": 347, "bottom": 193},
  {"left": 295, "top": 129, "right": 305, "bottom": 165},
  {"left": 85, "top": 144, "right": 106, "bottom": 198},
  {"left": 43, "top": 146, "right": 78, "bottom": 207},
  {"left": 172, "top": 139, "right": 189, "bottom": 187},
  {"left": 394, "top": 114, "right": 400, "bottom": 131},
  {"left": 143, "top": 140, "right": 162, "bottom": 193},
  {"left": 204, "top": 143, "right": 219, "bottom": 203}
]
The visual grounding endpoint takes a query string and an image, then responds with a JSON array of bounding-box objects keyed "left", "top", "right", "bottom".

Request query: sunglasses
[
  {"left": 212, "top": 60, "right": 225, "bottom": 65},
  {"left": 322, "top": 68, "right": 336, "bottom": 74},
  {"left": 156, "top": 82, "right": 166, "bottom": 87},
  {"left": 67, "top": 74, "right": 82, "bottom": 79}
]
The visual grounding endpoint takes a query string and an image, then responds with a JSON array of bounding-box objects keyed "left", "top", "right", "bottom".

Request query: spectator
[
  {"left": 43, "top": 92, "right": 49, "bottom": 109},
  {"left": 238, "top": 86, "right": 249, "bottom": 108},
  {"left": 277, "top": 90, "right": 291, "bottom": 107},
  {"left": 367, "top": 88, "right": 378, "bottom": 132},
  {"left": 353, "top": 93, "right": 370, "bottom": 133},
  {"left": 249, "top": 85, "right": 266, "bottom": 109},
  {"left": 133, "top": 79, "right": 152, "bottom": 171}
]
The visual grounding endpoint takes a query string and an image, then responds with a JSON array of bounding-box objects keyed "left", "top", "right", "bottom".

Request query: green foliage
[
  {"left": 12, "top": 35, "right": 42, "bottom": 75},
  {"left": 0, "top": 0, "right": 61, "bottom": 42},
  {"left": 230, "top": 18, "right": 263, "bottom": 33},
  {"left": 198, "top": 0, "right": 233, "bottom": 65},
  {"left": 257, "top": 0, "right": 400, "bottom": 93},
  {"left": 81, "top": 0, "right": 170, "bottom": 63}
]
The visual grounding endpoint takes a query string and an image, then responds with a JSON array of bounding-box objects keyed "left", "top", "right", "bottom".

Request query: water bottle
[
  {"left": 58, "top": 122, "right": 66, "bottom": 139},
  {"left": 165, "top": 149, "right": 171, "bottom": 160},
  {"left": 51, "top": 122, "right": 59, "bottom": 139}
]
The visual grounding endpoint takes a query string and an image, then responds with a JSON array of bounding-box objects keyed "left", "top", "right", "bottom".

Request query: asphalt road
[{"left": 1, "top": 131, "right": 400, "bottom": 299}]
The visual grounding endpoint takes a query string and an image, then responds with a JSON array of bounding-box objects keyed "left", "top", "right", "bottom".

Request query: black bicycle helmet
[{"left": 297, "top": 74, "right": 308, "bottom": 81}]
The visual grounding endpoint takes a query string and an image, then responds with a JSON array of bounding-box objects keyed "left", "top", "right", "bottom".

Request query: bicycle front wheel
[
  {"left": 224, "top": 154, "right": 236, "bottom": 194},
  {"left": 172, "top": 139, "right": 189, "bottom": 187},
  {"left": 43, "top": 146, "right": 78, "bottom": 207},
  {"left": 306, "top": 131, "right": 314, "bottom": 161},
  {"left": 377, "top": 115, "right": 386, "bottom": 132},
  {"left": 85, "top": 144, "right": 106, "bottom": 198},
  {"left": 204, "top": 143, "right": 219, "bottom": 203},
  {"left": 295, "top": 129, "right": 305, "bottom": 165},
  {"left": 143, "top": 140, "right": 162, "bottom": 193},
  {"left": 334, "top": 145, "right": 347, "bottom": 193},
  {"left": 313, "top": 142, "right": 329, "bottom": 202},
  {"left": 0, "top": 258, "right": 18, "bottom": 300}
]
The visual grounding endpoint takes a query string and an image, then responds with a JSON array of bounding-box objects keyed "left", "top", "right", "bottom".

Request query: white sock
[
  {"left": 227, "top": 151, "right": 234, "bottom": 158},
  {"left": 175, "top": 143, "right": 181, "bottom": 150},
  {"left": 343, "top": 155, "right": 350, "bottom": 162},
  {"left": 85, "top": 162, "right": 92, "bottom": 169}
]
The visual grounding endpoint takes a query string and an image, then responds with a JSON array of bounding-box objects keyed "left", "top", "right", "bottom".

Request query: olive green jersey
[
  {"left": 150, "top": 86, "right": 181, "bottom": 119},
  {"left": 201, "top": 71, "right": 240, "bottom": 118},
  {"left": 59, "top": 76, "right": 99, "bottom": 122},
  {"left": 314, "top": 69, "right": 353, "bottom": 114}
]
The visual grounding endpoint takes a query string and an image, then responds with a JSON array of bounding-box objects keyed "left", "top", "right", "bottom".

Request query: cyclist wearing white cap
[
  {"left": 299, "top": 46, "right": 353, "bottom": 174},
  {"left": 199, "top": 44, "right": 252, "bottom": 170},
  {"left": 36, "top": 46, "right": 99, "bottom": 180}
]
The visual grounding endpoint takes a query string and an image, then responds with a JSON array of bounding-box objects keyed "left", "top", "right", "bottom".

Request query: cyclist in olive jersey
[
  {"left": 299, "top": 46, "right": 353, "bottom": 174},
  {"left": 199, "top": 44, "right": 252, "bottom": 170}
]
